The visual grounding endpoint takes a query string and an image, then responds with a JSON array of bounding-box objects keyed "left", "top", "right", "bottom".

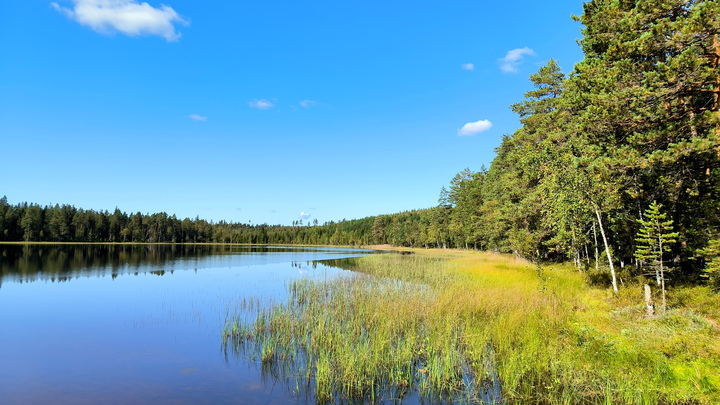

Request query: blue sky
[{"left": 1, "top": 0, "right": 585, "bottom": 225}]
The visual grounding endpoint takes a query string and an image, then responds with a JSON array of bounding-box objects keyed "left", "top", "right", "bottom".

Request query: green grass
[{"left": 224, "top": 250, "right": 720, "bottom": 404}]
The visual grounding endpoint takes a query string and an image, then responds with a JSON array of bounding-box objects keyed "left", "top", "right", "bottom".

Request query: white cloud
[
  {"left": 298, "top": 212, "right": 311, "bottom": 219},
  {"left": 188, "top": 114, "right": 206, "bottom": 121},
  {"left": 499, "top": 47, "right": 536, "bottom": 73},
  {"left": 249, "top": 99, "right": 274, "bottom": 110},
  {"left": 458, "top": 119, "right": 493, "bottom": 136},
  {"left": 299, "top": 100, "right": 317, "bottom": 108},
  {"left": 51, "top": 0, "right": 188, "bottom": 42},
  {"left": 461, "top": 63, "right": 474, "bottom": 71}
]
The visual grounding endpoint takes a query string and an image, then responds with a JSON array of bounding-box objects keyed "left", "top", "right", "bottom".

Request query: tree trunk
[
  {"left": 644, "top": 284, "right": 655, "bottom": 317},
  {"left": 575, "top": 249, "right": 581, "bottom": 270},
  {"left": 593, "top": 203, "right": 618, "bottom": 294},
  {"left": 571, "top": 232, "right": 580, "bottom": 270},
  {"left": 592, "top": 222, "right": 599, "bottom": 271},
  {"left": 585, "top": 243, "right": 591, "bottom": 268},
  {"left": 659, "top": 237, "right": 667, "bottom": 314}
]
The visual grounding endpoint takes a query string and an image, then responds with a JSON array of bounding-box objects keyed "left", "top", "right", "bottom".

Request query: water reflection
[
  {"left": 0, "top": 244, "right": 373, "bottom": 405},
  {"left": 0, "top": 244, "right": 371, "bottom": 286}
]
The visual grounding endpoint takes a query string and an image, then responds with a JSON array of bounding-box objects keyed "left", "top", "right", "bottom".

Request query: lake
[{"left": 0, "top": 244, "right": 374, "bottom": 404}]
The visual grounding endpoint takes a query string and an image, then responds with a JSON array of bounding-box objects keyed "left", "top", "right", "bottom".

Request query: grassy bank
[{"left": 224, "top": 250, "right": 720, "bottom": 404}]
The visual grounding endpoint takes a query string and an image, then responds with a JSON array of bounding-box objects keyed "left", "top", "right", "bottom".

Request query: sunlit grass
[{"left": 224, "top": 250, "right": 720, "bottom": 404}]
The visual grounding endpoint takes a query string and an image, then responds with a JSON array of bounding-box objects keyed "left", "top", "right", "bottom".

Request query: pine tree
[
  {"left": 635, "top": 201, "right": 679, "bottom": 314},
  {"left": 699, "top": 238, "right": 720, "bottom": 288}
]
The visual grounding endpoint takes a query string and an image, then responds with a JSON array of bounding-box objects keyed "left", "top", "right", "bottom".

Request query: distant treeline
[
  {"left": 3, "top": 1, "right": 720, "bottom": 283},
  {"left": 0, "top": 196, "right": 377, "bottom": 245},
  {"left": 0, "top": 195, "right": 483, "bottom": 248},
  {"left": 0, "top": 196, "right": 435, "bottom": 246}
]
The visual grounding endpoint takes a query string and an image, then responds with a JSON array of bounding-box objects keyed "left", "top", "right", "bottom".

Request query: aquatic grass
[{"left": 224, "top": 251, "right": 720, "bottom": 404}]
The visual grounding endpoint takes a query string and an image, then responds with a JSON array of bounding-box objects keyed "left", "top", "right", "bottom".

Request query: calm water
[{"left": 0, "top": 244, "right": 373, "bottom": 405}]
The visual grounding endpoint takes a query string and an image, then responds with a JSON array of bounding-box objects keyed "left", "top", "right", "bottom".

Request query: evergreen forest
[{"left": 3, "top": 0, "right": 719, "bottom": 286}]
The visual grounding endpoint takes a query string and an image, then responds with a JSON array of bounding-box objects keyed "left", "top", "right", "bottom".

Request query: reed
[{"left": 224, "top": 250, "right": 720, "bottom": 404}]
